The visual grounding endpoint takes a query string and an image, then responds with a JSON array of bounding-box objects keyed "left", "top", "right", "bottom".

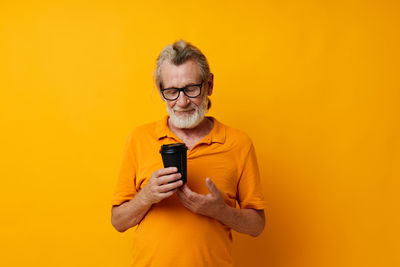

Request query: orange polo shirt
[{"left": 112, "top": 116, "right": 264, "bottom": 267}]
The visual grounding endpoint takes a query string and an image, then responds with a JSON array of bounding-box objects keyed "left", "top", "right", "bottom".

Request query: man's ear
[
  {"left": 207, "top": 73, "right": 214, "bottom": 96},
  {"left": 156, "top": 82, "right": 165, "bottom": 101},
  {"left": 159, "top": 92, "right": 165, "bottom": 101}
]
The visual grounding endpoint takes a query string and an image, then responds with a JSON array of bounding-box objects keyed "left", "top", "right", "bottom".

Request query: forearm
[
  {"left": 215, "top": 205, "right": 265, "bottom": 237},
  {"left": 111, "top": 190, "right": 152, "bottom": 232}
]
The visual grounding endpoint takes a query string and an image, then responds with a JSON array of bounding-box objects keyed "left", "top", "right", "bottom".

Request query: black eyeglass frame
[{"left": 160, "top": 83, "right": 203, "bottom": 101}]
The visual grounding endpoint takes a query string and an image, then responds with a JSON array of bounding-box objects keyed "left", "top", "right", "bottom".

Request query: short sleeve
[
  {"left": 111, "top": 133, "right": 138, "bottom": 206},
  {"left": 237, "top": 143, "right": 265, "bottom": 210}
]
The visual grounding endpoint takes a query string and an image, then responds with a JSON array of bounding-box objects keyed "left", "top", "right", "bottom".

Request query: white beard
[{"left": 167, "top": 94, "right": 208, "bottom": 129}]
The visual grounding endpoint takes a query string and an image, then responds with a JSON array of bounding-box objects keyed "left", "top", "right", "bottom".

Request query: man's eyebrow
[{"left": 163, "top": 82, "right": 202, "bottom": 89}]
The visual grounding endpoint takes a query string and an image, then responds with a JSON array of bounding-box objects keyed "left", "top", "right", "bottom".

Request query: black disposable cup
[{"left": 159, "top": 143, "right": 188, "bottom": 184}]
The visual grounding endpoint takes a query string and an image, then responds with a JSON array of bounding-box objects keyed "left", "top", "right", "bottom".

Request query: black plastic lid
[{"left": 160, "top": 143, "right": 187, "bottom": 154}]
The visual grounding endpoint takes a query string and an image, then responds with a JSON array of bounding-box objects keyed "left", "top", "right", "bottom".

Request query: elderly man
[{"left": 111, "top": 40, "right": 265, "bottom": 267}]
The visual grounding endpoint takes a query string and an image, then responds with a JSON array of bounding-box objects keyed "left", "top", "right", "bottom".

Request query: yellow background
[{"left": 1, "top": 0, "right": 399, "bottom": 266}]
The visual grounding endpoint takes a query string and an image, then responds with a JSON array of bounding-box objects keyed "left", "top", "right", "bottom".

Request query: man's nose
[{"left": 176, "top": 91, "right": 190, "bottom": 107}]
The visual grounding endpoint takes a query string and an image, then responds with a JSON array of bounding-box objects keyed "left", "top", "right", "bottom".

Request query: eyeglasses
[{"left": 161, "top": 83, "right": 203, "bottom": 101}]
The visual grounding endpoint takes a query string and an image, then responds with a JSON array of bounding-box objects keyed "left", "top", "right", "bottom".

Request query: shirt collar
[
  {"left": 156, "top": 115, "right": 226, "bottom": 145},
  {"left": 156, "top": 115, "right": 172, "bottom": 140}
]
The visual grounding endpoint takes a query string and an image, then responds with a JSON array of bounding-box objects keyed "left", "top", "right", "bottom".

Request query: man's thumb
[{"left": 206, "top": 178, "right": 218, "bottom": 195}]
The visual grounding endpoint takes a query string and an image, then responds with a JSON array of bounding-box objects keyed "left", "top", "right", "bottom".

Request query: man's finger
[
  {"left": 176, "top": 189, "right": 196, "bottom": 211},
  {"left": 181, "top": 184, "right": 200, "bottom": 202},
  {"left": 181, "top": 184, "right": 192, "bottom": 195},
  {"left": 176, "top": 188, "right": 185, "bottom": 201},
  {"left": 154, "top": 167, "right": 178, "bottom": 177},
  {"left": 206, "top": 177, "right": 218, "bottom": 195},
  {"left": 159, "top": 188, "right": 177, "bottom": 199},
  {"left": 158, "top": 172, "right": 181, "bottom": 184},
  {"left": 176, "top": 188, "right": 190, "bottom": 205},
  {"left": 159, "top": 179, "right": 183, "bottom": 193}
]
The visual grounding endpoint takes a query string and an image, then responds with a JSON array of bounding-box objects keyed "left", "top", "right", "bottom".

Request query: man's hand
[
  {"left": 177, "top": 177, "right": 265, "bottom": 237},
  {"left": 141, "top": 167, "right": 183, "bottom": 205},
  {"left": 111, "top": 167, "right": 182, "bottom": 232},
  {"left": 176, "top": 177, "right": 226, "bottom": 219}
]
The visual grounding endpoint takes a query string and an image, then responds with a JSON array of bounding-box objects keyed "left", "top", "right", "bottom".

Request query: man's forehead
[{"left": 160, "top": 59, "right": 202, "bottom": 87}]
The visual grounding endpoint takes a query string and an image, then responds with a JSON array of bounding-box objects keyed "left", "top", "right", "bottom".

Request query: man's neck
[{"left": 168, "top": 117, "right": 213, "bottom": 143}]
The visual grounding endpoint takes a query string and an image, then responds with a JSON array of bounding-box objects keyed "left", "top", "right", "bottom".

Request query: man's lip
[{"left": 174, "top": 109, "right": 195, "bottom": 113}]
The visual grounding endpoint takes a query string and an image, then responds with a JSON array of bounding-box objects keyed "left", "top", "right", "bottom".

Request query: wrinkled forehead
[{"left": 160, "top": 59, "right": 202, "bottom": 88}]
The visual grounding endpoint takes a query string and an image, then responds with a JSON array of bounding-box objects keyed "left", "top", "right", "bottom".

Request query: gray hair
[{"left": 154, "top": 40, "right": 210, "bottom": 89}]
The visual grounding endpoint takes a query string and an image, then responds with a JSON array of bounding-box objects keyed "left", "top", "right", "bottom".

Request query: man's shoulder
[
  {"left": 126, "top": 119, "right": 164, "bottom": 142},
  {"left": 133, "top": 120, "right": 160, "bottom": 133},
  {"left": 214, "top": 118, "right": 253, "bottom": 146}
]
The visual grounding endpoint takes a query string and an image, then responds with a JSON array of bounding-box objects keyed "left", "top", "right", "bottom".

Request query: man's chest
[{"left": 135, "top": 142, "right": 241, "bottom": 206}]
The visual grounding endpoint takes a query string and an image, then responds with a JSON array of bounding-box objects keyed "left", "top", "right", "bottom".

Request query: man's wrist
[
  {"left": 137, "top": 189, "right": 153, "bottom": 207},
  {"left": 213, "top": 203, "right": 231, "bottom": 223}
]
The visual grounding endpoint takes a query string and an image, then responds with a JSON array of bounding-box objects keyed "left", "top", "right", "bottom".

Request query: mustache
[{"left": 173, "top": 106, "right": 196, "bottom": 112}]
